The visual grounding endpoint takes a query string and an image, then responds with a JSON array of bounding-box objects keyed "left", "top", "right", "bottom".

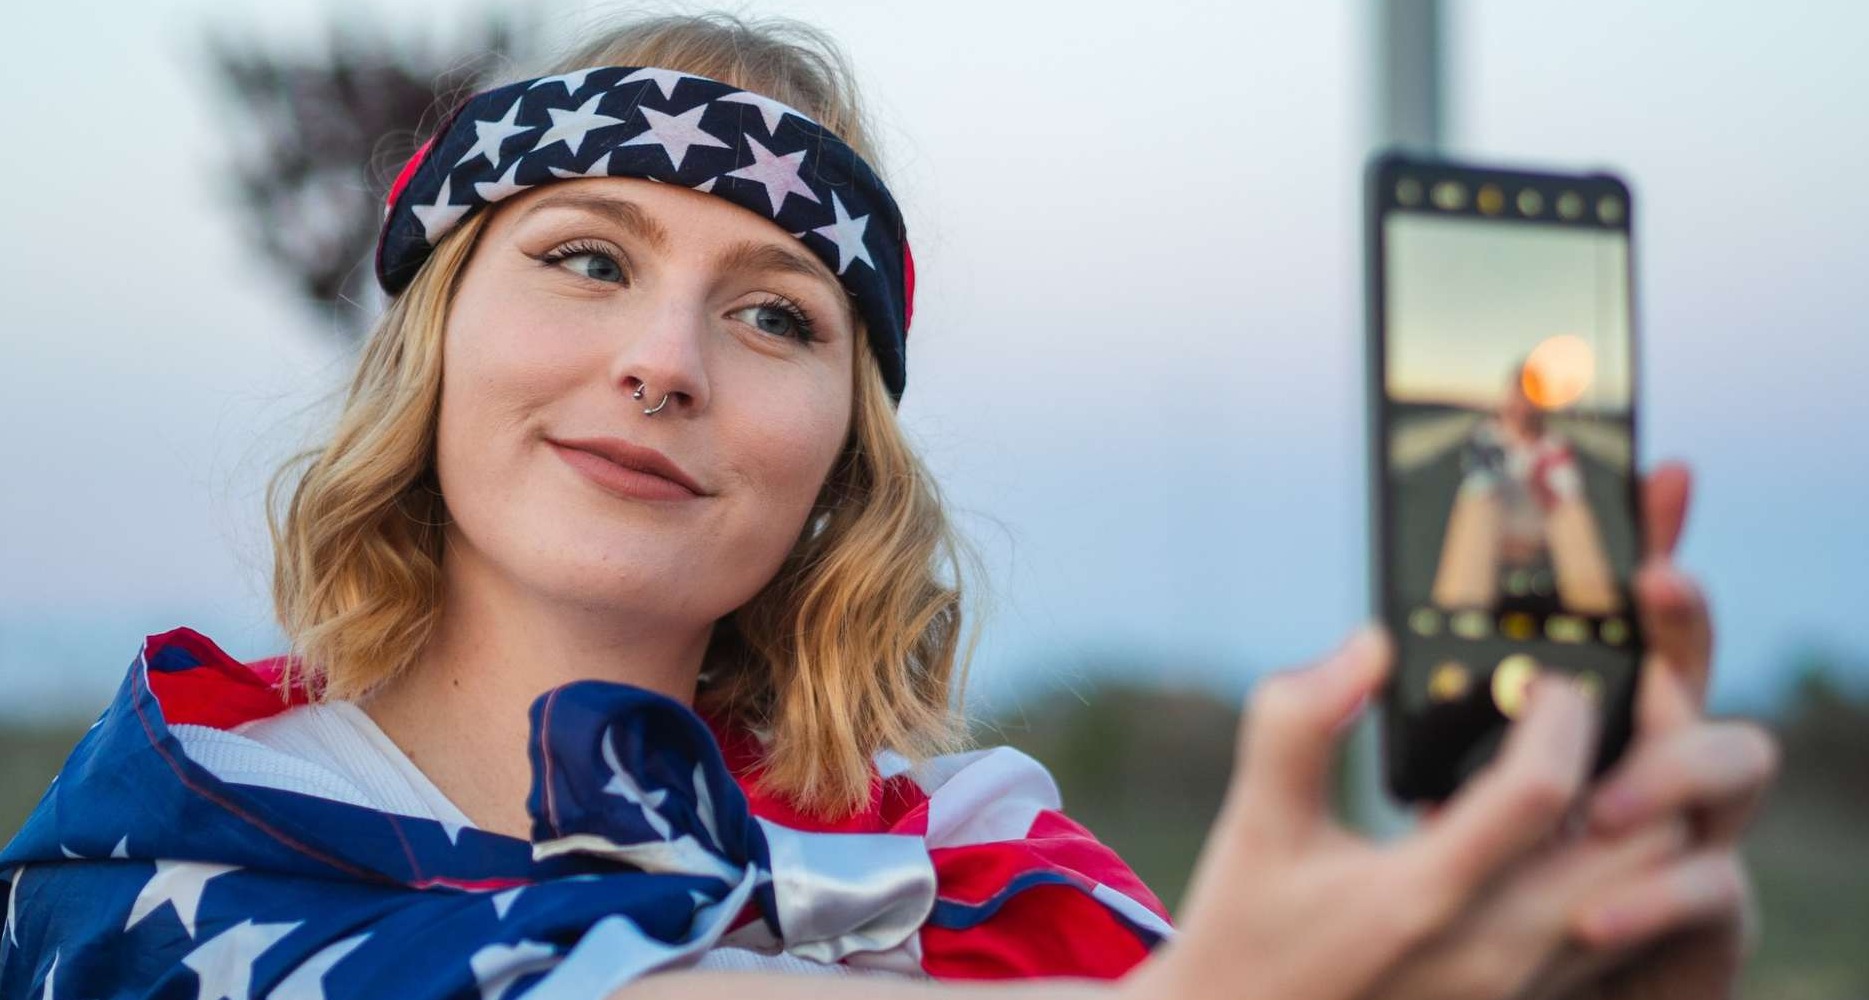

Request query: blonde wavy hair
[{"left": 267, "top": 11, "right": 983, "bottom": 819}]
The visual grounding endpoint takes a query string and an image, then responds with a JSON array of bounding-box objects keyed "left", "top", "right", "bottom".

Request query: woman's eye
[
  {"left": 731, "top": 303, "right": 813, "bottom": 342},
  {"left": 558, "top": 251, "right": 624, "bottom": 284}
]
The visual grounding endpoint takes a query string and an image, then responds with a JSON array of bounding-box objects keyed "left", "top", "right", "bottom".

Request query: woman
[
  {"left": 0, "top": 13, "right": 1777, "bottom": 1000},
  {"left": 1431, "top": 364, "right": 1621, "bottom": 617}
]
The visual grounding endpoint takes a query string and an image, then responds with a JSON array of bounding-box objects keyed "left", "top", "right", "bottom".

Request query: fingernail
[
  {"left": 1343, "top": 623, "right": 1384, "bottom": 661},
  {"left": 1332, "top": 692, "right": 1371, "bottom": 736},
  {"left": 1329, "top": 625, "right": 1385, "bottom": 686},
  {"left": 1528, "top": 672, "right": 1579, "bottom": 714}
]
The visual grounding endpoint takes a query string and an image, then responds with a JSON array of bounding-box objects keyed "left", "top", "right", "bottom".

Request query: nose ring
[{"left": 632, "top": 382, "right": 672, "bottom": 416}]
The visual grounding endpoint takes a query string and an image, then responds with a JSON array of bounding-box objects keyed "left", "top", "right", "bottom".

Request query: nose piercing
[{"left": 632, "top": 382, "right": 672, "bottom": 415}]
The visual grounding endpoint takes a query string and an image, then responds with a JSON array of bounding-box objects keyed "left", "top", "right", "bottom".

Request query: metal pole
[
  {"left": 1374, "top": 0, "right": 1445, "bottom": 153},
  {"left": 1343, "top": 0, "right": 1446, "bottom": 839}
]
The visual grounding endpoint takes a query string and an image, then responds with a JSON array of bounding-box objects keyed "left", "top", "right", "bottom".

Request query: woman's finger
[
  {"left": 1235, "top": 624, "right": 1391, "bottom": 845},
  {"left": 1640, "top": 461, "right": 1693, "bottom": 560},
  {"left": 1401, "top": 674, "right": 1600, "bottom": 905},
  {"left": 1634, "top": 648, "right": 1705, "bottom": 740},
  {"left": 1589, "top": 720, "right": 1780, "bottom": 843},
  {"left": 1570, "top": 848, "right": 1748, "bottom": 949},
  {"left": 1634, "top": 560, "right": 1714, "bottom": 711}
]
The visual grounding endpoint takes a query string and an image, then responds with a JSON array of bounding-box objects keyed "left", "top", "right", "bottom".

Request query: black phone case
[{"left": 1364, "top": 150, "right": 1646, "bottom": 803}]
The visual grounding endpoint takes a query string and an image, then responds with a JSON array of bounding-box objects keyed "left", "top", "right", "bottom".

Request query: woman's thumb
[{"left": 1235, "top": 624, "right": 1391, "bottom": 834}]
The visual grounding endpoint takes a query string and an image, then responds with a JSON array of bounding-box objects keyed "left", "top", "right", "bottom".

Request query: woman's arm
[
  {"left": 1431, "top": 489, "right": 1501, "bottom": 608},
  {"left": 612, "top": 971, "right": 1110, "bottom": 1000},
  {"left": 1546, "top": 498, "right": 1619, "bottom": 615}
]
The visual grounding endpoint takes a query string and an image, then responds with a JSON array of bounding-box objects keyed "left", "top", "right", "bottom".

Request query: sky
[
  {"left": 1386, "top": 213, "right": 1631, "bottom": 409},
  {"left": 1, "top": 0, "right": 1864, "bottom": 723}
]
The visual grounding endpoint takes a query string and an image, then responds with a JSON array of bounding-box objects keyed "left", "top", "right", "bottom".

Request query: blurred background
[{"left": 1, "top": 1, "right": 1863, "bottom": 996}]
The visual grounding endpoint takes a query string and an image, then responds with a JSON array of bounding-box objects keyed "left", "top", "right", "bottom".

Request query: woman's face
[
  {"left": 1501, "top": 373, "right": 1538, "bottom": 434},
  {"left": 435, "top": 176, "right": 856, "bottom": 628}
]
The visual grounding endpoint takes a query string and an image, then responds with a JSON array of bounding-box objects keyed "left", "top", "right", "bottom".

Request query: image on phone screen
[{"left": 1370, "top": 159, "right": 1644, "bottom": 800}]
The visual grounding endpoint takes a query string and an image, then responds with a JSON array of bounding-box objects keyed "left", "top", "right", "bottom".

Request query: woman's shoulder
[{"left": 871, "top": 743, "right": 1071, "bottom": 844}]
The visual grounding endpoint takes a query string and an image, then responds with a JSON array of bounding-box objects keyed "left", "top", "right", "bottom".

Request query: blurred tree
[
  {"left": 198, "top": 11, "right": 539, "bottom": 344},
  {"left": 980, "top": 680, "right": 1240, "bottom": 910},
  {"left": 1773, "top": 647, "right": 1869, "bottom": 816}
]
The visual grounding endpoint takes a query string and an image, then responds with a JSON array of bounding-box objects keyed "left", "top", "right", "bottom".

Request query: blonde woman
[
  {"left": 1431, "top": 365, "right": 1622, "bottom": 616},
  {"left": 0, "top": 13, "right": 1776, "bottom": 1000}
]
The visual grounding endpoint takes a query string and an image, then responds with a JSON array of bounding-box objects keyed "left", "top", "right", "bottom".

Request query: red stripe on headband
[
  {"left": 386, "top": 135, "right": 438, "bottom": 212},
  {"left": 902, "top": 239, "right": 916, "bottom": 332}
]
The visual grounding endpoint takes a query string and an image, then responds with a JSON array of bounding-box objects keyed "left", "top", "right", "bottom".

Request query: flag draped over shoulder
[{"left": 0, "top": 627, "right": 1173, "bottom": 998}]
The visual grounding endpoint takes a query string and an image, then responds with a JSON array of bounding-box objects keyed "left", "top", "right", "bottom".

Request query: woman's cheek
[{"left": 738, "top": 419, "right": 840, "bottom": 538}]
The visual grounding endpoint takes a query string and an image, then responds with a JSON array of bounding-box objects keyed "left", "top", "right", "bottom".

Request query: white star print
[
  {"left": 469, "top": 939, "right": 559, "bottom": 1000},
  {"left": 39, "top": 950, "right": 57, "bottom": 1000},
  {"left": 600, "top": 725, "right": 673, "bottom": 840},
  {"left": 547, "top": 151, "right": 612, "bottom": 180},
  {"left": 691, "top": 176, "right": 716, "bottom": 193},
  {"left": 811, "top": 194, "right": 874, "bottom": 275},
  {"left": 59, "top": 836, "right": 128, "bottom": 861},
  {"left": 534, "top": 92, "right": 629, "bottom": 159},
  {"left": 692, "top": 762, "right": 721, "bottom": 850},
  {"left": 269, "top": 932, "right": 369, "bottom": 1000},
  {"left": 716, "top": 90, "right": 813, "bottom": 134},
  {"left": 411, "top": 176, "right": 471, "bottom": 244},
  {"left": 6, "top": 865, "right": 21, "bottom": 948},
  {"left": 125, "top": 861, "right": 239, "bottom": 939},
  {"left": 527, "top": 67, "right": 599, "bottom": 99},
  {"left": 725, "top": 135, "right": 820, "bottom": 213},
  {"left": 182, "top": 918, "right": 301, "bottom": 1000},
  {"left": 455, "top": 96, "right": 535, "bottom": 170},
  {"left": 472, "top": 161, "right": 529, "bottom": 203},
  {"left": 621, "top": 104, "right": 731, "bottom": 171},
  {"left": 490, "top": 885, "right": 525, "bottom": 920},
  {"left": 619, "top": 67, "right": 706, "bottom": 100}
]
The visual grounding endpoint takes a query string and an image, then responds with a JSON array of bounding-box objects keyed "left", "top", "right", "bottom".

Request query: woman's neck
[{"left": 357, "top": 541, "right": 715, "bottom": 840}]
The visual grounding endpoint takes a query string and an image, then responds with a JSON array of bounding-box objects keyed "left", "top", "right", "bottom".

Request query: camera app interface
[{"left": 1383, "top": 194, "right": 1638, "bottom": 722}]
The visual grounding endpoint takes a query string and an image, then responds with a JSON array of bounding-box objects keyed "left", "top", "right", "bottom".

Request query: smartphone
[{"left": 1365, "top": 151, "right": 1645, "bottom": 804}]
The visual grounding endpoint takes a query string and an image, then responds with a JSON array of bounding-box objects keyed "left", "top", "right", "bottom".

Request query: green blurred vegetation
[{"left": 2, "top": 652, "right": 1863, "bottom": 997}]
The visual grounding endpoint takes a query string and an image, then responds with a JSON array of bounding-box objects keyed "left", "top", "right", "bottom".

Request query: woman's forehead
[{"left": 503, "top": 176, "right": 787, "bottom": 246}]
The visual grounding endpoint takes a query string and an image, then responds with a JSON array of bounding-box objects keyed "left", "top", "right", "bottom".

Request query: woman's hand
[
  {"left": 1543, "top": 462, "right": 1779, "bottom": 1000},
  {"left": 1365, "top": 811, "right": 1692, "bottom": 1000},
  {"left": 1118, "top": 623, "right": 1618, "bottom": 1000},
  {"left": 1388, "top": 462, "right": 1780, "bottom": 1000}
]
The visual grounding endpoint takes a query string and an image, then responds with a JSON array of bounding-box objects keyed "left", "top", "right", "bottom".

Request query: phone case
[{"left": 1364, "top": 151, "right": 1647, "bottom": 803}]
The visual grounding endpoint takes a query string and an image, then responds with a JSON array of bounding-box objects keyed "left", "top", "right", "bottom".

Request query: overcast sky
[{"left": 2, "top": 0, "right": 1864, "bottom": 722}]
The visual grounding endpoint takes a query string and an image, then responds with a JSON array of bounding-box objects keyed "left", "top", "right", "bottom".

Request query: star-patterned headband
[{"left": 375, "top": 65, "right": 914, "bottom": 401}]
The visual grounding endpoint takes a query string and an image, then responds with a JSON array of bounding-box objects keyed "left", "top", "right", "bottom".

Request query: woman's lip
[{"left": 549, "top": 441, "right": 704, "bottom": 502}]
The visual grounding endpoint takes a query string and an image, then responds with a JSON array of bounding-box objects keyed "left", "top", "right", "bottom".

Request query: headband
[{"left": 375, "top": 65, "right": 914, "bottom": 401}]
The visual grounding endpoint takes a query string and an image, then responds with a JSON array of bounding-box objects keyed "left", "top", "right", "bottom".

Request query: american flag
[{"left": 1, "top": 628, "right": 1173, "bottom": 997}]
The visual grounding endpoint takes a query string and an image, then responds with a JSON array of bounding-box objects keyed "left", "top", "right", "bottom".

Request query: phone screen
[{"left": 1370, "top": 158, "right": 1643, "bottom": 800}]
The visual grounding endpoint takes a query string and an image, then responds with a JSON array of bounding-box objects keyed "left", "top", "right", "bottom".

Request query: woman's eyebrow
[
  {"left": 716, "top": 241, "right": 855, "bottom": 322},
  {"left": 517, "top": 193, "right": 670, "bottom": 250}
]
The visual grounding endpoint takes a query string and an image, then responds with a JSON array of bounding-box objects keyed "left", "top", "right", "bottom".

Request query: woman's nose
[{"left": 610, "top": 302, "right": 711, "bottom": 416}]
